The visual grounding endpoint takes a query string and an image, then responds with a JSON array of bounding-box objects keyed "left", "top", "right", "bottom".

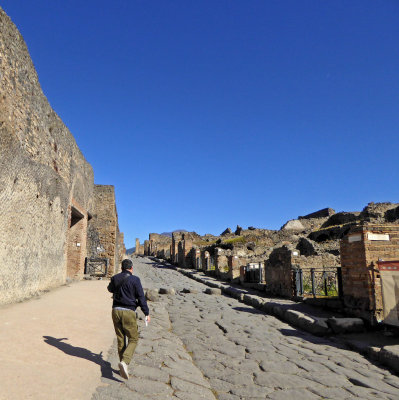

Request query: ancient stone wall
[
  {"left": 148, "top": 233, "right": 172, "bottom": 258},
  {"left": 135, "top": 238, "right": 144, "bottom": 255},
  {"left": 0, "top": 8, "right": 95, "bottom": 304}
]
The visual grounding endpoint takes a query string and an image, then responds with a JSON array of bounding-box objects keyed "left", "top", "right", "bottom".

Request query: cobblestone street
[{"left": 93, "top": 257, "right": 399, "bottom": 400}]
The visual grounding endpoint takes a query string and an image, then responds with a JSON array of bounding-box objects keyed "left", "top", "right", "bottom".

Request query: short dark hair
[{"left": 121, "top": 259, "right": 133, "bottom": 270}]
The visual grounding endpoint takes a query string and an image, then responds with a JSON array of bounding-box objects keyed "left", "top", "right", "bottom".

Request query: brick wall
[
  {"left": 228, "top": 255, "right": 247, "bottom": 281},
  {"left": 66, "top": 199, "right": 89, "bottom": 279},
  {"left": 340, "top": 224, "right": 399, "bottom": 324}
]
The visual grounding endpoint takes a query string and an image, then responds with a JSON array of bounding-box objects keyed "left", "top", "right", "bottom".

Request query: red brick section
[
  {"left": 229, "top": 255, "right": 247, "bottom": 281},
  {"left": 340, "top": 224, "right": 399, "bottom": 324},
  {"left": 66, "top": 199, "right": 88, "bottom": 279}
]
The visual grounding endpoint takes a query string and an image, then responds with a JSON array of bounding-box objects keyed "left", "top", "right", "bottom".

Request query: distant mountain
[
  {"left": 126, "top": 247, "right": 135, "bottom": 254},
  {"left": 160, "top": 230, "right": 188, "bottom": 237}
]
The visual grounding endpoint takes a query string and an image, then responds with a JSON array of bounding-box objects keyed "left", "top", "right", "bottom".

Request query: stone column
[{"left": 135, "top": 238, "right": 140, "bottom": 254}]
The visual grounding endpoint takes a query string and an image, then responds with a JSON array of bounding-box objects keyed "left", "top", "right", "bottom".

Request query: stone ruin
[
  {"left": 0, "top": 8, "right": 125, "bottom": 305},
  {"left": 134, "top": 238, "right": 144, "bottom": 255},
  {"left": 147, "top": 202, "right": 399, "bottom": 325}
]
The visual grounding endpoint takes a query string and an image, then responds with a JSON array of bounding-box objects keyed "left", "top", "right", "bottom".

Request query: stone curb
[{"left": 174, "top": 266, "right": 399, "bottom": 375}]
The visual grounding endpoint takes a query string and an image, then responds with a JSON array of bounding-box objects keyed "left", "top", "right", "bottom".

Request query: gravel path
[{"left": 93, "top": 257, "right": 399, "bottom": 400}]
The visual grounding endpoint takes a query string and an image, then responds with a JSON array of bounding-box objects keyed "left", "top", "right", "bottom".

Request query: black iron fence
[
  {"left": 294, "top": 267, "right": 343, "bottom": 298},
  {"left": 85, "top": 257, "right": 109, "bottom": 277},
  {"left": 244, "top": 263, "right": 264, "bottom": 283}
]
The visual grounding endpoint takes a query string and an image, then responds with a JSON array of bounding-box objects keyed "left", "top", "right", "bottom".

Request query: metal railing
[
  {"left": 85, "top": 257, "right": 109, "bottom": 277},
  {"left": 244, "top": 263, "right": 263, "bottom": 283},
  {"left": 294, "top": 267, "right": 342, "bottom": 298}
]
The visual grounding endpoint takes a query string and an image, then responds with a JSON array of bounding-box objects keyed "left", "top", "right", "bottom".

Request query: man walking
[{"left": 107, "top": 259, "right": 150, "bottom": 379}]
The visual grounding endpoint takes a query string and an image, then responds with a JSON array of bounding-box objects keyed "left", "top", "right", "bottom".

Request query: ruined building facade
[
  {"left": 0, "top": 8, "right": 125, "bottom": 304},
  {"left": 86, "top": 185, "right": 126, "bottom": 277}
]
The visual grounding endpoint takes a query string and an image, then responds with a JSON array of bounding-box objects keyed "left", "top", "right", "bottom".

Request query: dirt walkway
[{"left": 0, "top": 280, "right": 115, "bottom": 400}]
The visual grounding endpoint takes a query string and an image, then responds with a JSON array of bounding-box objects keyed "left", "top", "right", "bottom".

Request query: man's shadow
[{"left": 43, "top": 336, "right": 121, "bottom": 382}]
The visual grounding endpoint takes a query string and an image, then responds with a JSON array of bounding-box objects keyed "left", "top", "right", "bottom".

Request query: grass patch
[{"left": 223, "top": 236, "right": 246, "bottom": 245}]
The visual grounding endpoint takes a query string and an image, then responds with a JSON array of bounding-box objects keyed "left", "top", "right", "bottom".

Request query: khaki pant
[{"left": 111, "top": 309, "right": 139, "bottom": 365}]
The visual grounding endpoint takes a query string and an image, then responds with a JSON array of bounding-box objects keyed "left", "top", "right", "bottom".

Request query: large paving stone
[
  {"left": 205, "top": 288, "right": 222, "bottom": 295},
  {"left": 217, "top": 394, "right": 240, "bottom": 400},
  {"left": 259, "top": 360, "right": 300, "bottom": 374},
  {"left": 125, "top": 377, "right": 174, "bottom": 396},
  {"left": 266, "top": 388, "right": 320, "bottom": 400},
  {"left": 145, "top": 288, "right": 160, "bottom": 302},
  {"left": 129, "top": 364, "right": 170, "bottom": 383},
  {"left": 207, "top": 378, "right": 235, "bottom": 392},
  {"left": 308, "top": 386, "right": 354, "bottom": 399},
  {"left": 171, "top": 377, "right": 216, "bottom": 399},
  {"left": 230, "top": 384, "right": 273, "bottom": 397},
  {"left": 348, "top": 375, "right": 399, "bottom": 396},
  {"left": 159, "top": 287, "right": 176, "bottom": 295},
  {"left": 253, "top": 372, "right": 313, "bottom": 389}
]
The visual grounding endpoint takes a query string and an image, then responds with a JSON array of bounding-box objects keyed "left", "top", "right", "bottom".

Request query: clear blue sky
[{"left": 3, "top": 1, "right": 399, "bottom": 247}]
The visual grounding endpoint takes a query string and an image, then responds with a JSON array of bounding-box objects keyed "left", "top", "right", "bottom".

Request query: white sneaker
[{"left": 118, "top": 361, "right": 129, "bottom": 379}]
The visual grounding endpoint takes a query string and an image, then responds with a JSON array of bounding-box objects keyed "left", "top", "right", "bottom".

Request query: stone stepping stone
[
  {"left": 205, "top": 288, "right": 222, "bottom": 295},
  {"left": 145, "top": 289, "right": 159, "bottom": 302},
  {"left": 159, "top": 288, "right": 176, "bottom": 295},
  {"left": 181, "top": 288, "right": 199, "bottom": 294}
]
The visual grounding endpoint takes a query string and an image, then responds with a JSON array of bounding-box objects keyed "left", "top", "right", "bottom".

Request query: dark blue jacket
[{"left": 107, "top": 271, "right": 149, "bottom": 316}]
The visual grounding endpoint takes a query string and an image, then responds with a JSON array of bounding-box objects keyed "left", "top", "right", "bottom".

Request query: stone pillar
[
  {"left": 135, "top": 238, "right": 140, "bottom": 254},
  {"left": 172, "top": 232, "right": 183, "bottom": 264},
  {"left": 264, "top": 246, "right": 297, "bottom": 298},
  {"left": 144, "top": 240, "right": 150, "bottom": 256},
  {"left": 228, "top": 255, "right": 242, "bottom": 281},
  {"left": 183, "top": 236, "right": 194, "bottom": 268},
  {"left": 215, "top": 248, "right": 229, "bottom": 278},
  {"left": 340, "top": 224, "right": 399, "bottom": 324}
]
